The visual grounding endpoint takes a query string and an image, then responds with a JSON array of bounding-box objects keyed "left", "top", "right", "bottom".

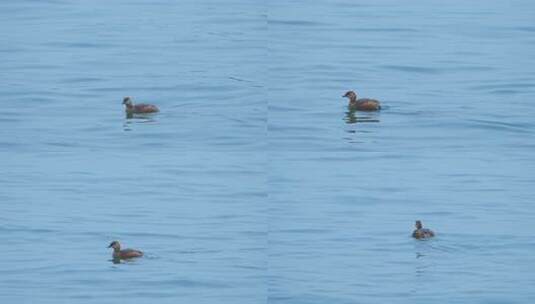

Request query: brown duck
[
  {"left": 343, "top": 91, "right": 381, "bottom": 111},
  {"left": 108, "top": 241, "right": 144, "bottom": 260},
  {"left": 123, "top": 97, "right": 159, "bottom": 115},
  {"left": 412, "top": 220, "right": 435, "bottom": 239}
]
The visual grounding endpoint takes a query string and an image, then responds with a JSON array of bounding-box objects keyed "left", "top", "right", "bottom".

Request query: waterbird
[
  {"left": 412, "top": 220, "right": 435, "bottom": 239},
  {"left": 122, "top": 97, "right": 159, "bottom": 115},
  {"left": 342, "top": 90, "right": 381, "bottom": 111},
  {"left": 108, "top": 241, "right": 144, "bottom": 260}
]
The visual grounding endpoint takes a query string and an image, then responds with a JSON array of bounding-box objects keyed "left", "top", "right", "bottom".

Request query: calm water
[{"left": 1, "top": 0, "right": 535, "bottom": 303}]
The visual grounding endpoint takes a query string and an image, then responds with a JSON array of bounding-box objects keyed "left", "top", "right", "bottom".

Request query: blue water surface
[{"left": 1, "top": 0, "right": 535, "bottom": 303}]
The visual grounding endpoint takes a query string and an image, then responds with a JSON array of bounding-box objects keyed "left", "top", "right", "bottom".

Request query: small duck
[
  {"left": 412, "top": 220, "right": 435, "bottom": 239},
  {"left": 343, "top": 91, "right": 381, "bottom": 111},
  {"left": 108, "top": 241, "right": 144, "bottom": 261},
  {"left": 122, "top": 97, "right": 159, "bottom": 115}
]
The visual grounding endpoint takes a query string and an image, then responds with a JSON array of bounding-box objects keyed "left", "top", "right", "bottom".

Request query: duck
[
  {"left": 108, "top": 240, "right": 144, "bottom": 260},
  {"left": 412, "top": 220, "right": 435, "bottom": 239},
  {"left": 122, "top": 97, "right": 159, "bottom": 115},
  {"left": 342, "top": 90, "right": 381, "bottom": 111}
]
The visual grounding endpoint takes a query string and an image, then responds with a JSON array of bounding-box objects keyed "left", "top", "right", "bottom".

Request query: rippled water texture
[{"left": 2, "top": 0, "right": 535, "bottom": 303}]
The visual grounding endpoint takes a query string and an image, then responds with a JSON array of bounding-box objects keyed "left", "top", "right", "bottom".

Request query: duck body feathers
[
  {"left": 349, "top": 98, "right": 381, "bottom": 111},
  {"left": 412, "top": 228, "right": 435, "bottom": 239},
  {"left": 129, "top": 103, "right": 159, "bottom": 114},
  {"left": 113, "top": 248, "right": 144, "bottom": 259}
]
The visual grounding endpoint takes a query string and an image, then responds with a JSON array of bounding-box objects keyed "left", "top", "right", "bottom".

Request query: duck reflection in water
[
  {"left": 123, "top": 115, "right": 157, "bottom": 131},
  {"left": 344, "top": 109, "right": 380, "bottom": 124}
]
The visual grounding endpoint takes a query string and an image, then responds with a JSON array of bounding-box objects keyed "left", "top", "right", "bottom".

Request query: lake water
[{"left": 1, "top": 0, "right": 535, "bottom": 303}]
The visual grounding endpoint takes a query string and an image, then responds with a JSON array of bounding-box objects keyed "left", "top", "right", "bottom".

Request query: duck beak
[{"left": 107, "top": 243, "right": 113, "bottom": 248}]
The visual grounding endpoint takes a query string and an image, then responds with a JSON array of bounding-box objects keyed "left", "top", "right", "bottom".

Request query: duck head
[
  {"left": 343, "top": 91, "right": 357, "bottom": 102},
  {"left": 108, "top": 240, "right": 121, "bottom": 250},
  {"left": 122, "top": 97, "right": 133, "bottom": 107},
  {"left": 415, "top": 220, "right": 423, "bottom": 229}
]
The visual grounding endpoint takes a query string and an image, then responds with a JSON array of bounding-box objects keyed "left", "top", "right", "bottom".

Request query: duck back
[
  {"left": 350, "top": 98, "right": 381, "bottom": 111},
  {"left": 133, "top": 103, "right": 159, "bottom": 113}
]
